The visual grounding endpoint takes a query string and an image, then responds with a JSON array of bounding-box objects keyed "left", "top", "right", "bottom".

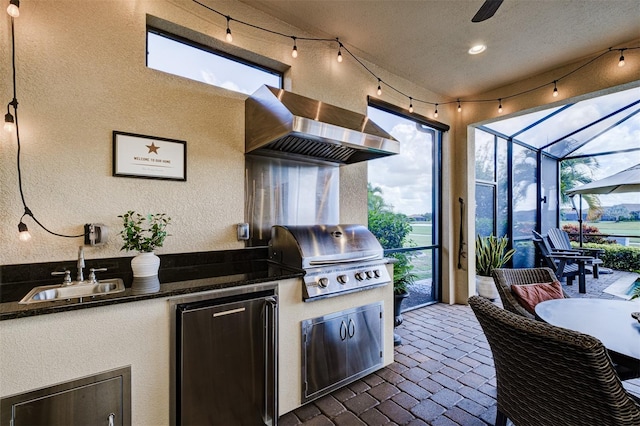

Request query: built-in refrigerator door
[{"left": 176, "top": 291, "right": 277, "bottom": 426}]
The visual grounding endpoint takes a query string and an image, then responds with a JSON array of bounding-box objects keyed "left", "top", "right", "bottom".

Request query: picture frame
[{"left": 112, "top": 131, "right": 186, "bottom": 181}]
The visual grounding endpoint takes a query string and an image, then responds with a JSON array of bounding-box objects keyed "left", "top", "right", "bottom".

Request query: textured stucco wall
[
  {"left": 0, "top": 0, "right": 449, "bottom": 268},
  {"left": 0, "top": 298, "right": 171, "bottom": 425}
]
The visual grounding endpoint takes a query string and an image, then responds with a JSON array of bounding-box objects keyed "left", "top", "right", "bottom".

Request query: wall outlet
[{"left": 84, "top": 223, "right": 108, "bottom": 246}]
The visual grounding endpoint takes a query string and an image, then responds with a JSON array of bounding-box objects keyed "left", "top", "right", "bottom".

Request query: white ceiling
[{"left": 239, "top": 0, "right": 640, "bottom": 99}]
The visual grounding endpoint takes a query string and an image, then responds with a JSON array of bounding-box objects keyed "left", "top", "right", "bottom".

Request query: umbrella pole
[{"left": 578, "top": 194, "right": 584, "bottom": 247}]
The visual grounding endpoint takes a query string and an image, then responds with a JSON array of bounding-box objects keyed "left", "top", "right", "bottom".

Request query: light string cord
[
  {"left": 8, "top": 16, "right": 85, "bottom": 238},
  {"left": 192, "top": 1, "right": 639, "bottom": 111}
]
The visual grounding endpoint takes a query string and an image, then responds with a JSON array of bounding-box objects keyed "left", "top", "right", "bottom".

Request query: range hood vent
[{"left": 245, "top": 86, "right": 399, "bottom": 165}]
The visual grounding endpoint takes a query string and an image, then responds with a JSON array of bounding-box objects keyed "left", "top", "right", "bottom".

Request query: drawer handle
[
  {"left": 108, "top": 413, "right": 115, "bottom": 426},
  {"left": 213, "top": 307, "right": 246, "bottom": 317}
]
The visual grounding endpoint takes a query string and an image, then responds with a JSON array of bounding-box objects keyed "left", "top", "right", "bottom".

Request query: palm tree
[{"left": 560, "top": 157, "right": 603, "bottom": 220}]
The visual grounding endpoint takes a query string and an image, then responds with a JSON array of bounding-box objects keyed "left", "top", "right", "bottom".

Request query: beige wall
[
  {"left": 450, "top": 42, "right": 640, "bottom": 304},
  {"left": 0, "top": 0, "right": 451, "bottom": 271}
]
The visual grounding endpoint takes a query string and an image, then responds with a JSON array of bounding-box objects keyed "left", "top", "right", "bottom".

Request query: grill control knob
[
  {"left": 355, "top": 272, "right": 365, "bottom": 281},
  {"left": 337, "top": 275, "right": 349, "bottom": 284},
  {"left": 365, "top": 270, "right": 373, "bottom": 279},
  {"left": 318, "top": 277, "right": 329, "bottom": 288},
  {"left": 373, "top": 269, "right": 381, "bottom": 278}
]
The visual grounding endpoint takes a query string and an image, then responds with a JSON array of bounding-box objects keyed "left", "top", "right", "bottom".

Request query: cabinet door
[
  {"left": 303, "top": 315, "right": 348, "bottom": 398},
  {"left": 1, "top": 367, "right": 130, "bottom": 426},
  {"left": 178, "top": 297, "right": 269, "bottom": 426},
  {"left": 347, "top": 304, "right": 383, "bottom": 377}
]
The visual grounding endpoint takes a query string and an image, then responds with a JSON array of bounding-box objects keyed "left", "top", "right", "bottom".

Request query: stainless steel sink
[{"left": 19, "top": 279, "right": 125, "bottom": 304}]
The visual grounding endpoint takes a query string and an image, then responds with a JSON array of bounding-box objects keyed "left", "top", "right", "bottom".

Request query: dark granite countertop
[{"left": 0, "top": 259, "right": 303, "bottom": 321}]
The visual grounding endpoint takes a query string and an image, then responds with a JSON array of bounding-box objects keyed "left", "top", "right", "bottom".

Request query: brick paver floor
[{"left": 279, "top": 270, "right": 640, "bottom": 425}]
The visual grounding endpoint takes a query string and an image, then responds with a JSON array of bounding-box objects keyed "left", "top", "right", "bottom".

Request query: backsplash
[{"left": 0, "top": 247, "right": 269, "bottom": 303}]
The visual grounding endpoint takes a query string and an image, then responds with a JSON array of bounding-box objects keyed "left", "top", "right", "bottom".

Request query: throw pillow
[{"left": 511, "top": 281, "right": 564, "bottom": 315}]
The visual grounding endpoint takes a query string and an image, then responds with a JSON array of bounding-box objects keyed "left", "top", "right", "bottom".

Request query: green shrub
[{"left": 573, "top": 242, "right": 640, "bottom": 272}]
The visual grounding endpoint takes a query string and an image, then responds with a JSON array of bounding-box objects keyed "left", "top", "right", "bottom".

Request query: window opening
[
  {"left": 146, "top": 28, "right": 282, "bottom": 94},
  {"left": 366, "top": 104, "right": 442, "bottom": 310}
]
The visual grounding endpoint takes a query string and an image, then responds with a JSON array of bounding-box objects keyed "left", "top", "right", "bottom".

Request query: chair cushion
[{"left": 511, "top": 281, "right": 564, "bottom": 314}]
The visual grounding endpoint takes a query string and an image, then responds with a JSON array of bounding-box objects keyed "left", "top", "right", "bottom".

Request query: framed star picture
[{"left": 112, "top": 131, "right": 186, "bottom": 181}]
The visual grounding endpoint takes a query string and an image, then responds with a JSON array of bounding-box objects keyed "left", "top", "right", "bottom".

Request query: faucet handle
[
  {"left": 88, "top": 268, "right": 108, "bottom": 283},
  {"left": 52, "top": 270, "right": 72, "bottom": 285}
]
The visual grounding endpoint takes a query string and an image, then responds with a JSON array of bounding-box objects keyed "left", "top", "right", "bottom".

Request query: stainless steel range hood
[{"left": 245, "top": 85, "right": 399, "bottom": 165}]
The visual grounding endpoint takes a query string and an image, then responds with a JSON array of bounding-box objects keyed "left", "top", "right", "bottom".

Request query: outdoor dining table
[{"left": 535, "top": 298, "right": 640, "bottom": 361}]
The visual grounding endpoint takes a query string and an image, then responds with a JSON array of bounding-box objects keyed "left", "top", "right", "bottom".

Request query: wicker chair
[
  {"left": 468, "top": 295, "right": 640, "bottom": 426},
  {"left": 492, "top": 267, "right": 568, "bottom": 320}
]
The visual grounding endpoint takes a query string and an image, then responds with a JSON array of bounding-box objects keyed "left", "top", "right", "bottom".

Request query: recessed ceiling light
[{"left": 468, "top": 44, "right": 487, "bottom": 55}]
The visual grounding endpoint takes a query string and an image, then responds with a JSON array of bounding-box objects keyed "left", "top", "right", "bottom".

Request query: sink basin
[{"left": 19, "top": 279, "right": 125, "bottom": 304}]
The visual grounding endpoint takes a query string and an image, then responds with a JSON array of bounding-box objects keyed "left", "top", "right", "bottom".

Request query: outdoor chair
[
  {"left": 547, "top": 228, "right": 606, "bottom": 277},
  {"left": 492, "top": 267, "right": 567, "bottom": 320},
  {"left": 493, "top": 268, "right": 640, "bottom": 381},
  {"left": 468, "top": 295, "right": 640, "bottom": 426},
  {"left": 532, "top": 230, "right": 593, "bottom": 292}
]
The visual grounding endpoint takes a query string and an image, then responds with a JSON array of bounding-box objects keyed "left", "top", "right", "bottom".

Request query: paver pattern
[{"left": 279, "top": 270, "right": 640, "bottom": 425}]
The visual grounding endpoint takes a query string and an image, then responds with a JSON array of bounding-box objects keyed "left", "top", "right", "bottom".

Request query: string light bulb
[
  {"left": 457, "top": 100, "right": 462, "bottom": 113},
  {"left": 618, "top": 50, "right": 625, "bottom": 67},
  {"left": 434, "top": 104, "right": 438, "bottom": 118},
  {"left": 377, "top": 79, "right": 382, "bottom": 96},
  {"left": 498, "top": 99, "right": 503, "bottom": 113},
  {"left": 291, "top": 37, "right": 298, "bottom": 58},
  {"left": 18, "top": 221, "right": 31, "bottom": 242},
  {"left": 553, "top": 80, "right": 559, "bottom": 97},
  {"left": 225, "top": 16, "right": 233, "bottom": 43},
  {"left": 4, "top": 112, "right": 15, "bottom": 132},
  {"left": 6, "top": 0, "right": 19, "bottom": 18},
  {"left": 337, "top": 43, "right": 343, "bottom": 63},
  {"left": 409, "top": 97, "right": 414, "bottom": 113}
]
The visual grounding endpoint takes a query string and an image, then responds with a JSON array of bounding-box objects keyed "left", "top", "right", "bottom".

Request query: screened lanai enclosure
[{"left": 475, "top": 86, "right": 640, "bottom": 268}]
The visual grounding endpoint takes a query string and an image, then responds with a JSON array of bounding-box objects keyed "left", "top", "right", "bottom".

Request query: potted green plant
[
  {"left": 118, "top": 211, "right": 171, "bottom": 283},
  {"left": 391, "top": 253, "right": 417, "bottom": 345},
  {"left": 475, "top": 234, "right": 516, "bottom": 300}
]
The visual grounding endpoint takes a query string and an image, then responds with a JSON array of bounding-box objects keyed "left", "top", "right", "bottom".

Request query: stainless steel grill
[{"left": 269, "top": 224, "right": 391, "bottom": 301}]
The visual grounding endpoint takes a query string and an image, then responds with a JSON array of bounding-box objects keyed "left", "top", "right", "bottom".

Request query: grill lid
[
  {"left": 269, "top": 224, "right": 384, "bottom": 269},
  {"left": 245, "top": 86, "right": 400, "bottom": 165}
]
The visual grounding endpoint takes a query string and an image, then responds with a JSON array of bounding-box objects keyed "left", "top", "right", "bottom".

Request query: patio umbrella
[
  {"left": 566, "top": 163, "right": 640, "bottom": 246},
  {"left": 566, "top": 163, "right": 640, "bottom": 195}
]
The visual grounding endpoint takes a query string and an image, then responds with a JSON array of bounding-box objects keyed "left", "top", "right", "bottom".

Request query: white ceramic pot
[
  {"left": 131, "top": 252, "right": 160, "bottom": 278},
  {"left": 476, "top": 275, "right": 499, "bottom": 300}
]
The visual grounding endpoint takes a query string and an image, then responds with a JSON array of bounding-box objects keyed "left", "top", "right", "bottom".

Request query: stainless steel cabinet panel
[
  {"left": 1, "top": 367, "right": 131, "bottom": 426},
  {"left": 302, "top": 302, "right": 383, "bottom": 402},
  {"left": 173, "top": 288, "right": 278, "bottom": 426}
]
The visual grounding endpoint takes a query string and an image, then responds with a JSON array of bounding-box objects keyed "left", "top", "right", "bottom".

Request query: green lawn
[
  {"left": 561, "top": 220, "right": 640, "bottom": 246},
  {"left": 407, "top": 223, "right": 433, "bottom": 247}
]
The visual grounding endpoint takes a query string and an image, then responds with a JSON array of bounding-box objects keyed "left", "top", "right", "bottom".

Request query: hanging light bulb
[
  {"left": 337, "top": 44, "right": 343, "bottom": 63},
  {"left": 553, "top": 81, "right": 559, "bottom": 97},
  {"left": 18, "top": 221, "right": 31, "bottom": 242},
  {"left": 434, "top": 104, "right": 438, "bottom": 118},
  {"left": 409, "top": 97, "right": 414, "bottom": 113},
  {"left": 618, "top": 50, "right": 625, "bottom": 67},
  {"left": 377, "top": 79, "right": 382, "bottom": 96},
  {"left": 291, "top": 37, "right": 298, "bottom": 58},
  {"left": 6, "top": 0, "right": 19, "bottom": 18},
  {"left": 225, "top": 16, "right": 233, "bottom": 43},
  {"left": 498, "top": 99, "right": 503, "bottom": 113},
  {"left": 4, "top": 111, "right": 15, "bottom": 132},
  {"left": 457, "top": 100, "right": 462, "bottom": 112}
]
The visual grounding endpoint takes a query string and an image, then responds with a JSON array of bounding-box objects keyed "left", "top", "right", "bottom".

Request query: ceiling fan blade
[{"left": 471, "top": 0, "right": 504, "bottom": 22}]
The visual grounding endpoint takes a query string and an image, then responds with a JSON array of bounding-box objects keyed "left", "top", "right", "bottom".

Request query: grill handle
[{"left": 308, "top": 254, "right": 381, "bottom": 265}]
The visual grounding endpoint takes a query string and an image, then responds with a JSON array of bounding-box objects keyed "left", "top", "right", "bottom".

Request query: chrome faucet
[{"left": 77, "top": 246, "right": 85, "bottom": 282}]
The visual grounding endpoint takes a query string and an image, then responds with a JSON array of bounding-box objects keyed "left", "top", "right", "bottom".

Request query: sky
[
  {"left": 485, "top": 86, "right": 640, "bottom": 208},
  {"left": 367, "top": 108, "right": 435, "bottom": 216}
]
